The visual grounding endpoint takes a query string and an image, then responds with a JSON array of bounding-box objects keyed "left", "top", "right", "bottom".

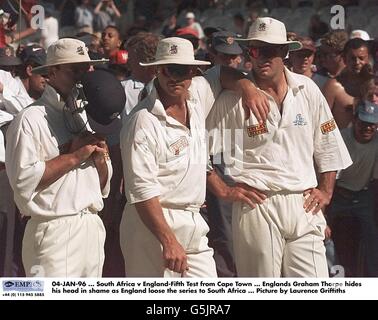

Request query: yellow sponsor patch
[
  {"left": 320, "top": 119, "right": 336, "bottom": 134},
  {"left": 169, "top": 136, "right": 189, "bottom": 155},
  {"left": 246, "top": 123, "right": 268, "bottom": 137}
]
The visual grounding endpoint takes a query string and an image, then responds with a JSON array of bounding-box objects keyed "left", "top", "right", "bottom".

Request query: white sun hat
[
  {"left": 32, "top": 38, "right": 108, "bottom": 74},
  {"left": 139, "top": 37, "right": 210, "bottom": 66},
  {"left": 350, "top": 30, "right": 371, "bottom": 41},
  {"left": 237, "top": 17, "right": 302, "bottom": 51}
]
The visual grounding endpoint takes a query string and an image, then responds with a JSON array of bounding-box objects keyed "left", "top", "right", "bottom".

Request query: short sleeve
[
  {"left": 120, "top": 113, "right": 160, "bottom": 204},
  {"left": 5, "top": 115, "right": 46, "bottom": 203},
  {"left": 312, "top": 85, "right": 352, "bottom": 172}
]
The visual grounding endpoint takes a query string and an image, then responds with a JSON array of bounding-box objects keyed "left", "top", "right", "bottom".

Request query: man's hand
[
  {"left": 69, "top": 131, "right": 107, "bottom": 164},
  {"left": 303, "top": 188, "right": 332, "bottom": 214},
  {"left": 239, "top": 79, "right": 270, "bottom": 123},
  {"left": 222, "top": 182, "right": 267, "bottom": 209},
  {"left": 163, "top": 239, "right": 188, "bottom": 276},
  {"left": 91, "top": 134, "right": 109, "bottom": 162}
]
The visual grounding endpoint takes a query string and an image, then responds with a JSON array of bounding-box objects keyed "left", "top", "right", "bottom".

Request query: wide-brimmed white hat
[
  {"left": 32, "top": 38, "right": 108, "bottom": 74},
  {"left": 237, "top": 17, "right": 302, "bottom": 51},
  {"left": 140, "top": 37, "right": 210, "bottom": 66}
]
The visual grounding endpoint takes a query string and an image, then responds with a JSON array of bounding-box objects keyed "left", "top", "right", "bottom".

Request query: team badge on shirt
[
  {"left": 293, "top": 114, "right": 307, "bottom": 126},
  {"left": 169, "top": 136, "right": 189, "bottom": 155},
  {"left": 246, "top": 123, "right": 268, "bottom": 137},
  {"left": 320, "top": 119, "right": 336, "bottom": 134}
]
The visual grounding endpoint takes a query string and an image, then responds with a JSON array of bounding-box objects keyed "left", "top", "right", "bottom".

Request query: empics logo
[{"left": 2, "top": 280, "right": 44, "bottom": 292}]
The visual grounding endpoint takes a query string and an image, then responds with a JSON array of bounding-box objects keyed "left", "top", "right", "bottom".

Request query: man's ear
[{"left": 26, "top": 64, "right": 33, "bottom": 77}]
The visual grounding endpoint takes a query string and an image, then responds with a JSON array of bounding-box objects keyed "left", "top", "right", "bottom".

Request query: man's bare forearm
[
  {"left": 135, "top": 197, "right": 177, "bottom": 247},
  {"left": 318, "top": 171, "right": 337, "bottom": 200}
]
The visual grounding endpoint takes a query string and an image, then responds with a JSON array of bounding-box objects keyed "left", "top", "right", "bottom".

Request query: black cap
[
  {"left": 212, "top": 31, "right": 243, "bottom": 55},
  {"left": 204, "top": 26, "right": 224, "bottom": 38},
  {"left": 18, "top": 45, "right": 46, "bottom": 66},
  {"left": 80, "top": 69, "right": 126, "bottom": 125},
  {"left": 0, "top": 48, "right": 22, "bottom": 66}
]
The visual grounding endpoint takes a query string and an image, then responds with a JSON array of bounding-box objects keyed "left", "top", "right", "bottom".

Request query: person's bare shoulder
[{"left": 322, "top": 78, "right": 345, "bottom": 109}]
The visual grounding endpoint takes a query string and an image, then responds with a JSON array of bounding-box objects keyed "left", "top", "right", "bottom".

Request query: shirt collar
[
  {"left": 148, "top": 80, "right": 196, "bottom": 124},
  {"left": 38, "top": 84, "right": 63, "bottom": 111}
]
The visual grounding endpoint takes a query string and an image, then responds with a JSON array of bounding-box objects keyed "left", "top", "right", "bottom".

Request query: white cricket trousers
[
  {"left": 120, "top": 204, "right": 217, "bottom": 277},
  {"left": 23, "top": 212, "right": 105, "bottom": 277},
  {"left": 233, "top": 192, "right": 328, "bottom": 277}
]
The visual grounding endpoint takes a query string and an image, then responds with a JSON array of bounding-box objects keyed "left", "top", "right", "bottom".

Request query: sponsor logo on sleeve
[
  {"left": 246, "top": 123, "right": 268, "bottom": 137},
  {"left": 320, "top": 118, "right": 336, "bottom": 134}
]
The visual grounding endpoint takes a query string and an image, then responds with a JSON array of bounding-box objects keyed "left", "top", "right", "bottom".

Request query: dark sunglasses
[
  {"left": 292, "top": 50, "right": 314, "bottom": 58},
  {"left": 248, "top": 45, "right": 287, "bottom": 59},
  {"left": 162, "top": 64, "right": 195, "bottom": 78}
]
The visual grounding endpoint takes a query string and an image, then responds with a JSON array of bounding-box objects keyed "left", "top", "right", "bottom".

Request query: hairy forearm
[
  {"left": 135, "top": 197, "right": 177, "bottom": 247},
  {"left": 206, "top": 170, "right": 229, "bottom": 198},
  {"left": 37, "top": 153, "right": 81, "bottom": 190},
  {"left": 93, "top": 156, "right": 108, "bottom": 190},
  {"left": 318, "top": 171, "right": 337, "bottom": 199}
]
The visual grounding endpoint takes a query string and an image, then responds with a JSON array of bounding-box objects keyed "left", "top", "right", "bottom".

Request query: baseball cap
[
  {"left": 204, "top": 26, "right": 224, "bottom": 38},
  {"left": 140, "top": 37, "right": 210, "bottom": 66},
  {"left": 18, "top": 45, "right": 46, "bottom": 66},
  {"left": 297, "top": 36, "right": 316, "bottom": 53},
  {"left": 350, "top": 30, "right": 371, "bottom": 41},
  {"left": 237, "top": 17, "right": 302, "bottom": 51},
  {"left": 356, "top": 100, "right": 378, "bottom": 123},
  {"left": 80, "top": 69, "right": 126, "bottom": 125},
  {"left": 212, "top": 31, "right": 243, "bottom": 55},
  {"left": 186, "top": 12, "right": 195, "bottom": 19}
]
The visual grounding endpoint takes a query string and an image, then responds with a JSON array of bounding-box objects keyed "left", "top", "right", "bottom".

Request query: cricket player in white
[
  {"left": 5, "top": 39, "right": 112, "bottom": 277},
  {"left": 206, "top": 18, "right": 352, "bottom": 277},
  {"left": 120, "top": 37, "right": 269, "bottom": 277}
]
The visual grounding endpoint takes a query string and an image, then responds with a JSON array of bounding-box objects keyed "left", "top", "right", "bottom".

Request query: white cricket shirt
[{"left": 207, "top": 68, "right": 352, "bottom": 192}]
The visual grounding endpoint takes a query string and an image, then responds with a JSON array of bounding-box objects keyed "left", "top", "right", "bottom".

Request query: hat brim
[
  {"left": 358, "top": 113, "right": 378, "bottom": 124},
  {"left": 140, "top": 59, "right": 210, "bottom": 66},
  {"left": 236, "top": 38, "right": 302, "bottom": 51},
  {"left": 213, "top": 44, "right": 243, "bottom": 55},
  {"left": 32, "top": 59, "right": 109, "bottom": 74}
]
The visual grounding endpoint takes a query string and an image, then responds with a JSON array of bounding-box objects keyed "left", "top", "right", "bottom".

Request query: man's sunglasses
[
  {"left": 248, "top": 45, "right": 287, "bottom": 59},
  {"left": 162, "top": 64, "right": 196, "bottom": 78}
]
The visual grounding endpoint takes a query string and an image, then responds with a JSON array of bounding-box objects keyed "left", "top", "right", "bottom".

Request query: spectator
[
  {"left": 289, "top": 36, "right": 316, "bottom": 79},
  {"left": 101, "top": 25, "right": 122, "bottom": 58},
  {"left": 327, "top": 100, "right": 378, "bottom": 277},
  {"left": 41, "top": 6, "right": 59, "bottom": 49},
  {"left": 323, "top": 38, "right": 370, "bottom": 129},
  {"left": 75, "top": 0, "right": 94, "bottom": 34},
  {"left": 94, "top": 0, "right": 121, "bottom": 33},
  {"left": 162, "top": 13, "right": 180, "bottom": 38},
  {"left": 184, "top": 12, "right": 204, "bottom": 39}
]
